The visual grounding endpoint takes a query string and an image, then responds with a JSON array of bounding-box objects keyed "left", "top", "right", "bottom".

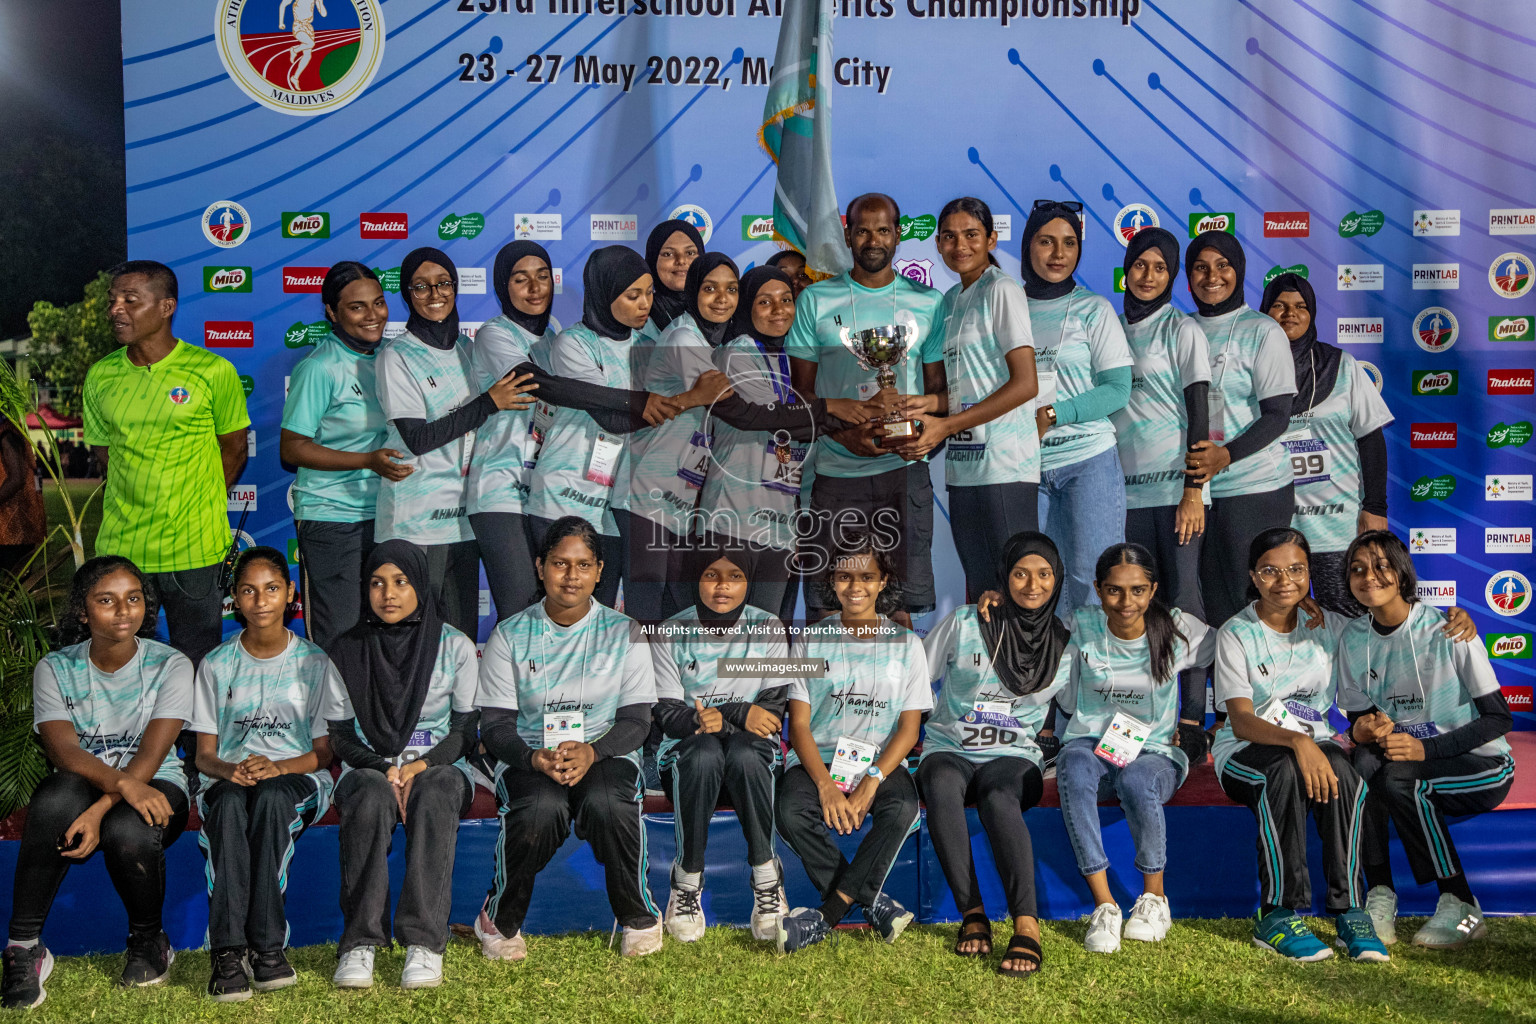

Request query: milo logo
[
  {"left": 282, "top": 212, "right": 330, "bottom": 238},
  {"left": 1339, "top": 210, "right": 1385, "bottom": 237},
  {"left": 1189, "top": 212, "right": 1234, "bottom": 237},
  {"left": 439, "top": 213, "right": 486, "bottom": 240},
  {"left": 1412, "top": 370, "right": 1457, "bottom": 395},
  {"left": 372, "top": 266, "right": 401, "bottom": 293},
  {"left": 1489, "top": 633, "right": 1532, "bottom": 659},
  {"left": 899, "top": 214, "right": 937, "bottom": 241},
  {"left": 741, "top": 215, "right": 775, "bottom": 241},
  {"left": 1488, "top": 421, "right": 1534, "bottom": 448},
  {"left": 1489, "top": 315, "right": 1535, "bottom": 341},
  {"left": 284, "top": 321, "right": 332, "bottom": 349},
  {"left": 1410, "top": 474, "right": 1456, "bottom": 501},
  {"left": 203, "top": 266, "right": 252, "bottom": 292},
  {"left": 1263, "top": 263, "right": 1309, "bottom": 286}
]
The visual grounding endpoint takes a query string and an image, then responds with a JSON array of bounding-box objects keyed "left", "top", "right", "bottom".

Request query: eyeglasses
[
  {"left": 408, "top": 280, "right": 456, "bottom": 296},
  {"left": 1255, "top": 564, "right": 1309, "bottom": 582},
  {"left": 1033, "top": 199, "right": 1084, "bottom": 212}
]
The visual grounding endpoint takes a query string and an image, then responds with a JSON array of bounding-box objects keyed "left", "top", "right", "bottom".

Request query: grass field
[
  {"left": 33, "top": 478, "right": 102, "bottom": 607},
  {"left": 20, "top": 917, "right": 1536, "bottom": 1024}
]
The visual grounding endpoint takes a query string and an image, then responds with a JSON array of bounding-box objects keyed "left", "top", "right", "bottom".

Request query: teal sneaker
[
  {"left": 1334, "top": 908, "right": 1390, "bottom": 962},
  {"left": 1252, "top": 908, "right": 1333, "bottom": 962}
]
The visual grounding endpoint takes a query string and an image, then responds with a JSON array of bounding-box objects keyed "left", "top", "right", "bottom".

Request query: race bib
[
  {"left": 585, "top": 433, "right": 623, "bottom": 487},
  {"left": 960, "top": 702, "right": 1021, "bottom": 750},
  {"left": 1394, "top": 721, "right": 1441, "bottom": 740},
  {"left": 1283, "top": 434, "right": 1333, "bottom": 486},
  {"left": 1095, "top": 711, "right": 1150, "bottom": 767},
  {"left": 676, "top": 430, "right": 712, "bottom": 489},
  {"left": 830, "top": 735, "right": 877, "bottom": 794},
  {"left": 1255, "top": 697, "right": 1305, "bottom": 734},
  {"left": 460, "top": 429, "right": 476, "bottom": 478},
  {"left": 544, "top": 712, "right": 586, "bottom": 747},
  {"left": 763, "top": 439, "right": 807, "bottom": 495},
  {"left": 398, "top": 728, "right": 434, "bottom": 764},
  {"left": 526, "top": 402, "right": 554, "bottom": 468},
  {"left": 1036, "top": 371, "right": 1059, "bottom": 410},
  {"left": 1208, "top": 391, "right": 1227, "bottom": 445}
]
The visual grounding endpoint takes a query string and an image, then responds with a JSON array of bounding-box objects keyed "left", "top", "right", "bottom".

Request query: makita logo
[
  {"left": 282, "top": 267, "right": 328, "bottom": 293},
  {"left": 1264, "top": 212, "right": 1309, "bottom": 237},
  {"left": 1489, "top": 370, "right": 1535, "bottom": 394},
  {"left": 1410, "top": 423, "right": 1457, "bottom": 448},
  {"left": 360, "top": 213, "right": 409, "bottom": 239},
  {"left": 1504, "top": 686, "right": 1534, "bottom": 710},
  {"left": 203, "top": 321, "right": 254, "bottom": 348}
]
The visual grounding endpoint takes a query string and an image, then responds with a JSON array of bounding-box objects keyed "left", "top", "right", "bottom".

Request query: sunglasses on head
[{"left": 1032, "top": 199, "right": 1085, "bottom": 212}]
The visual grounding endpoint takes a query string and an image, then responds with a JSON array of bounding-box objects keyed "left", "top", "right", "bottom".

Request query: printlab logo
[
  {"left": 1489, "top": 633, "right": 1533, "bottom": 659},
  {"left": 1490, "top": 209, "right": 1536, "bottom": 235},
  {"left": 1490, "top": 316, "right": 1535, "bottom": 341},
  {"left": 1338, "top": 209, "right": 1384, "bottom": 237},
  {"left": 203, "top": 266, "right": 252, "bottom": 292},
  {"left": 1113, "top": 204, "right": 1157, "bottom": 245},
  {"left": 227, "top": 485, "right": 258, "bottom": 513},
  {"left": 590, "top": 214, "right": 638, "bottom": 241},
  {"left": 1487, "top": 475, "right": 1535, "bottom": 501},
  {"left": 1409, "top": 528, "right": 1455, "bottom": 553},
  {"left": 894, "top": 258, "right": 934, "bottom": 288},
  {"left": 281, "top": 211, "right": 330, "bottom": 238},
  {"left": 1263, "top": 212, "right": 1309, "bottom": 237},
  {"left": 1412, "top": 263, "right": 1459, "bottom": 290},
  {"left": 439, "top": 213, "right": 485, "bottom": 240},
  {"left": 359, "top": 213, "right": 408, "bottom": 238},
  {"left": 204, "top": 321, "right": 254, "bottom": 349},
  {"left": 1411, "top": 370, "right": 1457, "bottom": 396},
  {"left": 670, "top": 204, "right": 713, "bottom": 243},
  {"left": 201, "top": 201, "right": 250, "bottom": 248},
  {"left": 1486, "top": 570, "right": 1532, "bottom": 617},
  {"left": 1489, "top": 369, "right": 1535, "bottom": 395},
  {"left": 1488, "top": 421, "right": 1534, "bottom": 448},
  {"left": 1410, "top": 474, "right": 1455, "bottom": 501},
  {"left": 1412, "top": 307, "right": 1458, "bottom": 353},
  {"left": 1487, "top": 527, "right": 1533, "bottom": 555},
  {"left": 215, "top": 0, "right": 386, "bottom": 117},
  {"left": 1336, "top": 317, "right": 1382, "bottom": 344},
  {"left": 1416, "top": 581, "right": 1456, "bottom": 607},
  {"left": 1409, "top": 423, "right": 1457, "bottom": 448},
  {"left": 1336, "top": 264, "right": 1383, "bottom": 290},
  {"left": 1412, "top": 210, "right": 1460, "bottom": 236},
  {"left": 1188, "top": 212, "right": 1234, "bottom": 237},
  {"left": 1490, "top": 252, "right": 1535, "bottom": 299}
]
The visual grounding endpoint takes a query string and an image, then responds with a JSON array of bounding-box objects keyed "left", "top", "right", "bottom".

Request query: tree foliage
[{"left": 26, "top": 272, "right": 118, "bottom": 417}]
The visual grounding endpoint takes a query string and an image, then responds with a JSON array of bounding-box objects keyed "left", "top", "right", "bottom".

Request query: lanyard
[{"left": 753, "top": 339, "right": 792, "bottom": 405}]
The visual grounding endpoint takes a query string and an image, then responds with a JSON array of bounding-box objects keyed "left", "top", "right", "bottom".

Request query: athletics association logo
[
  {"left": 1358, "top": 360, "right": 1384, "bottom": 392},
  {"left": 216, "top": 0, "right": 386, "bottom": 117},
  {"left": 201, "top": 201, "right": 250, "bottom": 248},
  {"left": 670, "top": 204, "right": 713, "bottom": 244},
  {"left": 1412, "top": 307, "right": 1458, "bottom": 353},
  {"left": 1486, "top": 570, "right": 1531, "bottom": 617},
  {"left": 1490, "top": 252, "right": 1535, "bottom": 299},
  {"left": 1113, "top": 204, "right": 1157, "bottom": 246},
  {"left": 169, "top": 387, "right": 190, "bottom": 405}
]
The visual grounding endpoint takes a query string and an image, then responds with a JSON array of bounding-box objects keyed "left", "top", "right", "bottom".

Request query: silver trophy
[{"left": 849, "top": 324, "right": 920, "bottom": 447}]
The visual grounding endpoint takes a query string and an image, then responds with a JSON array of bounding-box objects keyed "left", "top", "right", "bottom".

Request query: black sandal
[
  {"left": 996, "top": 933, "right": 1043, "bottom": 978},
  {"left": 953, "top": 912, "right": 992, "bottom": 958}
]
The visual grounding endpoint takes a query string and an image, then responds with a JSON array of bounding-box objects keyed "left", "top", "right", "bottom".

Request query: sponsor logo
[
  {"left": 282, "top": 266, "right": 327, "bottom": 293},
  {"left": 438, "top": 213, "right": 485, "bottom": 240},
  {"left": 201, "top": 200, "right": 250, "bottom": 248},
  {"left": 1188, "top": 212, "right": 1234, "bottom": 237},
  {"left": 1490, "top": 252, "right": 1535, "bottom": 298},
  {"left": 1359, "top": 361, "right": 1384, "bottom": 391},
  {"left": 1489, "top": 633, "right": 1533, "bottom": 659},
  {"left": 382, "top": 322, "right": 407, "bottom": 341},
  {"left": 893, "top": 258, "right": 934, "bottom": 288},
  {"left": 670, "top": 204, "right": 713, "bottom": 243},
  {"left": 227, "top": 485, "right": 258, "bottom": 512},
  {"left": 1409, "top": 528, "right": 1456, "bottom": 553},
  {"left": 359, "top": 212, "right": 408, "bottom": 238},
  {"left": 1411, "top": 370, "right": 1458, "bottom": 395},
  {"left": 215, "top": 0, "right": 385, "bottom": 117},
  {"left": 1264, "top": 263, "right": 1308, "bottom": 287},
  {"left": 203, "top": 266, "right": 252, "bottom": 292},
  {"left": 204, "top": 321, "right": 254, "bottom": 348},
  {"left": 1489, "top": 421, "right": 1534, "bottom": 448},
  {"left": 1416, "top": 580, "right": 1457, "bottom": 607},
  {"left": 1338, "top": 209, "right": 1384, "bottom": 237},
  {"left": 1411, "top": 474, "right": 1456, "bottom": 501},
  {"left": 372, "top": 266, "right": 400, "bottom": 292},
  {"left": 1412, "top": 263, "right": 1460, "bottom": 289},
  {"left": 1412, "top": 306, "right": 1459, "bottom": 353},
  {"left": 1263, "top": 212, "right": 1309, "bottom": 237},
  {"left": 238, "top": 375, "right": 254, "bottom": 397},
  {"left": 590, "top": 214, "right": 638, "bottom": 241},
  {"left": 1489, "top": 369, "right": 1535, "bottom": 394},
  {"left": 457, "top": 267, "right": 487, "bottom": 295},
  {"left": 1486, "top": 569, "right": 1532, "bottom": 616},
  {"left": 993, "top": 214, "right": 1011, "bottom": 241},
  {"left": 1112, "top": 268, "right": 1126, "bottom": 293},
  {"left": 1487, "top": 475, "right": 1535, "bottom": 501},
  {"left": 1337, "top": 264, "right": 1384, "bottom": 290},
  {"left": 1114, "top": 204, "right": 1158, "bottom": 246},
  {"left": 1412, "top": 209, "right": 1460, "bottom": 236},
  {"left": 1410, "top": 423, "right": 1457, "bottom": 447},
  {"left": 1504, "top": 686, "right": 1534, "bottom": 710},
  {"left": 553, "top": 267, "right": 563, "bottom": 294},
  {"left": 899, "top": 214, "right": 937, "bottom": 241},
  {"left": 1487, "top": 527, "right": 1534, "bottom": 554},
  {"left": 1489, "top": 315, "right": 1535, "bottom": 341},
  {"left": 281, "top": 211, "right": 330, "bottom": 238},
  {"left": 168, "top": 387, "right": 190, "bottom": 405},
  {"left": 514, "top": 213, "right": 562, "bottom": 240},
  {"left": 1336, "top": 316, "right": 1383, "bottom": 344},
  {"left": 1489, "top": 208, "right": 1536, "bottom": 235},
  {"left": 283, "top": 321, "right": 331, "bottom": 348}
]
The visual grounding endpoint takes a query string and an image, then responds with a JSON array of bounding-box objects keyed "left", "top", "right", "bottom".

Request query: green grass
[
  {"left": 23, "top": 917, "right": 1536, "bottom": 1023},
  {"left": 34, "top": 478, "right": 102, "bottom": 606}
]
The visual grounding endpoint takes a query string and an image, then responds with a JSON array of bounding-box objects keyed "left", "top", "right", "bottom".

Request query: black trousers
[
  {"left": 295, "top": 518, "right": 375, "bottom": 652},
  {"left": 1217, "top": 741, "right": 1366, "bottom": 914},
  {"left": 199, "top": 775, "right": 323, "bottom": 951},
  {"left": 1201, "top": 482, "right": 1295, "bottom": 629},
  {"left": 420, "top": 540, "right": 482, "bottom": 641},
  {"left": 618, "top": 511, "right": 695, "bottom": 623},
  {"left": 916, "top": 753, "right": 1043, "bottom": 920},
  {"left": 806, "top": 465, "right": 936, "bottom": 615},
  {"left": 948, "top": 482, "right": 1040, "bottom": 604},
  {"left": 334, "top": 765, "right": 471, "bottom": 954},
  {"left": 469, "top": 511, "right": 539, "bottom": 623},
  {"left": 661, "top": 732, "right": 778, "bottom": 874},
  {"left": 488, "top": 758, "right": 659, "bottom": 935},
  {"left": 8, "top": 772, "right": 189, "bottom": 942},
  {"left": 775, "top": 763, "right": 920, "bottom": 908},
  {"left": 144, "top": 562, "right": 225, "bottom": 666},
  {"left": 1310, "top": 549, "right": 1366, "bottom": 619},
  {"left": 528, "top": 514, "right": 625, "bottom": 609},
  {"left": 1353, "top": 745, "right": 1514, "bottom": 886}
]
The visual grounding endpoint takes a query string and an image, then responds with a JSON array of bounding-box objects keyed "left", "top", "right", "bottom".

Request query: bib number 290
[{"left": 960, "top": 724, "right": 1018, "bottom": 749}]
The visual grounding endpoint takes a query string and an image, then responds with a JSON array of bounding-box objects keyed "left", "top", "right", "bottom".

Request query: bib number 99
[{"left": 1290, "top": 452, "right": 1325, "bottom": 479}]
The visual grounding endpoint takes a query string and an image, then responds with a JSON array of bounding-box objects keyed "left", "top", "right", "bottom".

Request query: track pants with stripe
[
  {"left": 1217, "top": 741, "right": 1366, "bottom": 914},
  {"left": 775, "top": 764, "right": 920, "bottom": 908},
  {"left": 1352, "top": 745, "right": 1515, "bottom": 885},
  {"left": 488, "top": 757, "right": 659, "bottom": 935},
  {"left": 660, "top": 731, "right": 777, "bottom": 874},
  {"left": 199, "top": 775, "right": 321, "bottom": 951}
]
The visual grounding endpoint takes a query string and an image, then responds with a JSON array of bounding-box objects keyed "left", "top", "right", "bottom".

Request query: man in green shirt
[{"left": 84, "top": 261, "right": 250, "bottom": 664}]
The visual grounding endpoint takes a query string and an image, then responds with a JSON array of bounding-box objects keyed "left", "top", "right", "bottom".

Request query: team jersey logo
[
  {"left": 1412, "top": 307, "right": 1458, "bottom": 353},
  {"left": 1486, "top": 570, "right": 1531, "bottom": 617},
  {"left": 1490, "top": 252, "right": 1535, "bottom": 299},
  {"left": 169, "top": 387, "right": 190, "bottom": 405},
  {"left": 893, "top": 258, "right": 933, "bottom": 288},
  {"left": 1358, "top": 360, "right": 1383, "bottom": 391},
  {"left": 1114, "top": 204, "right": 1157, "bottom": 246},
  {"left": 201, "top": 200, "right": 250, "bottom": 248},
  {"left": 670, "top": 204, "right": 713, "bottom": 243},
  {"left": 216, "top": 0, "right": 386, "bottom": 117}
]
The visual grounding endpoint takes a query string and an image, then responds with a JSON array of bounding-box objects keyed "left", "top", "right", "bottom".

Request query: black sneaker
[
  {"left": 862, "top": 892, "right": 914, "bottom": 944},
  {"left": 120, "top": 931, "right": 174, "bottom": 988},
  {"left": 206, "top": 947, "right": 251, "bottom": 1003},
  {"left": 1, "top": 943, "right": 53, "bottom": 1009},
  {"left": 248, "top": 948, "right": 297, "bottom": 991},
  {"left": 776, "top": 907, "right": 831, "bottom": 954}
]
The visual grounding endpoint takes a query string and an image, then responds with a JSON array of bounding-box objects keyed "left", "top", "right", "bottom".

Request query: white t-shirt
[
  {"left": 1027, "top": 285, "right": 1134, "bottom": 472},
  {"left": 625, "top": 314, "right": 719, "bottom": 536},
  {"left": 1193, "top": 306, "right": 1297, "bottom": 499},
  {"left": 1114, "top": 304, "right": 1212, "bottom": 509},
  {"left": 467, "top": 315, "right": 559, "bottom": 517}
]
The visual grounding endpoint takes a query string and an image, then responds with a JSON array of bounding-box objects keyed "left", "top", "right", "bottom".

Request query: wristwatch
[{"left": 865, "top": 765, "right": 885, "bottom": 783}]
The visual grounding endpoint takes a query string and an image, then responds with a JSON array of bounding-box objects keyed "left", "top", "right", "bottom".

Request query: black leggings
[
  {"left": 948, "top": 482, "right": 1040, "bottom": 603},
  {"left": 916, "top": 753, "right": 1043, "bottom": 920},
  {"left": 8, "top": 771, "right": 189, "bottom": 942},
  {"left": 470, "top": 511, "right": 540, "bottom": 623},
  {"left": 1201, "top": 482, "right": 1295, "bottom": 628}
]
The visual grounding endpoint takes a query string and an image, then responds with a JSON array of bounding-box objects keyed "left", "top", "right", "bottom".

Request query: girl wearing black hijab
[
  {"left": 323, "top": 540, "right": 479, "bottom": 990},
  {"left": 917, "top": 532, "right": 1072, "bottom": 978},
  {"left": 649, "top": 546, "right": 791, "bottom": 944},
  {"left": 375, "top": 246, "right": 536, "bottom": 638},
  {"left": 1260, "top": 273, "right": 1392, "bottom": 616},
  {"left": 1182, "top": 232, "right": 1298, "bottom": 629},
  {"left": 644, "top": 219, "right": 705, "bottom": 336}
]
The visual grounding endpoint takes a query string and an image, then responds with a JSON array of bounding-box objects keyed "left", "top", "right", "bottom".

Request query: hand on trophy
[{"left": 832, "top": 422, "right": 886, "bottom": 458}]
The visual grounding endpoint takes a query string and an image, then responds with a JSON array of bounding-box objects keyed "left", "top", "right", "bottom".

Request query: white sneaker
[
  {"left": 1084, "top": 902, "right": 1123, "bottom": 954},
  {"left": 1122, "top": 893, "right": 1172, "bottom": 942},
  {"left": 621, "top": 921, "right": 664, "bottom": 957},
  {"left": 400, "top": 946, "right": 443, "bottom": 989},
  {"left": 332, "top": 946, "right": 374, "bottom": 989},
  {"left": 665, "top": 878, "right": 705, "bottom": 943},
  {"left": 474, "top": 899, "right": 528, "bottom": 961},
  {"left": 1364, "top": 886, "right": 1399, "bottom": 946},
  {"left": 1412, "top": 894, "right": 1486, "bottom": 950},
  {"left": 750, "top": 877, "right": 789, "bottom": 942}
]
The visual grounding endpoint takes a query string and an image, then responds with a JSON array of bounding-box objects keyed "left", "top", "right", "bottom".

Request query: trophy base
[{"left": 878, "top": 418, "right": 922, "bottom": 448}]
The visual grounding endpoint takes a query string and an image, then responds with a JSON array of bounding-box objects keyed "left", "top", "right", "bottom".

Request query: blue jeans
[
  {"left": 1056, "top": 738, "right": 1178, "bottom": 877},
  {"left": 1038, "top": 445, "right": 1127, "bottom": 619}
]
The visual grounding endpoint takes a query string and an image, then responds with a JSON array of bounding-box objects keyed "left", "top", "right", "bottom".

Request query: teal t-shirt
[
  {"left": 1286, "top": 352, "right": 1394, "bottom": 553},
  {"left": 783, "top": 273, "right": 944, "bottom": 479},
  {"left": 1113, "top": 304, "right": 1212, "bottom": 509},
  {"left": 1028, "top": 285, "right": 1134, "bottom": 472},
  {"left": 1193, "top": 305, "right": 1297, "bottom": 500},
  {"left": 467, "top": 315, "right": 560, "bottom": 518},
  {"left": 281, "top": 333, "right": 387, "bottom": 523}
]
